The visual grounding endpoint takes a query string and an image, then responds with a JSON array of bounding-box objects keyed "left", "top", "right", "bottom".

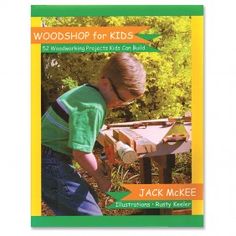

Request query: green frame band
[
  {"left": 32, "top": 215, "right": 204, "bottom": 227},
  {"left": 31, "top": 5, "right": 204, "bottom": 17}
]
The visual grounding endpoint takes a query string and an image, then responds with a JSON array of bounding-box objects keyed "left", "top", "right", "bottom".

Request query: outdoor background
[
  {"left": 41, "top": 16, "right": 192, "bottom": 216},
  {"left": 41, "top": 16, "right": 191, "bottom": 121}
]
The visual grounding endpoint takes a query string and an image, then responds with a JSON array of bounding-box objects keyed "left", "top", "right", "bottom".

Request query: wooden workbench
[{"left": 97, "top": 119, "right": 192, "bottom": 214}]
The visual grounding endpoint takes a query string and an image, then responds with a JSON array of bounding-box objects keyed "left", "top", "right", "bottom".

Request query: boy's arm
[{"left": 72, "top": 150, "right": 112, "bottom": 192}]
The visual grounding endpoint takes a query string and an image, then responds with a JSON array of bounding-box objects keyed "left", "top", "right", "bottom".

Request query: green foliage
[
  {"left": 42, "top": 16, "right": 191, "bottom": 121},
  {"left": 172, "top": 152, "right": 192, "bottom": 183},
  {"left": 111, "top": 164, "right": 139, "bottom": 191}
]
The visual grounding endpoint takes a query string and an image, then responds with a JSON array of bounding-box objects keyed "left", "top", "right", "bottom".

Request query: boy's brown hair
[{"left": 101, "top": 53, "right": 146, "bottom": 97}]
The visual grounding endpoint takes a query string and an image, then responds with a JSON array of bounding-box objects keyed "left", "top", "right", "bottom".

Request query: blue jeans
[{"left": 42, "top": 146, "right": 102, "bottom": 216}]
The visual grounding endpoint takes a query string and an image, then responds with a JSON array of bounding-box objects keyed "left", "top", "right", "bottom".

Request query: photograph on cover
[
  {"left": 31, "top": 5, "right": 203, "bottom": 227},
  {"left": 41, "top": 16, "right": 192, "bottom": 216}
]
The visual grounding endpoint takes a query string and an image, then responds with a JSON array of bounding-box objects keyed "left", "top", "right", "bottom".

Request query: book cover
[{"left": 31, "top": 5, "right": 204, "bottom": 227}]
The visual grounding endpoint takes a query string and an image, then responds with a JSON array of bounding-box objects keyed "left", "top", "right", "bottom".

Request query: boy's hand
[
  {"left": 96, "top": 177, "right": 112, "bottom": 193},
  {"left": 99, "top": 160, "right": 111, "bottom": 177},
  {"left": 94, "top": 164, "right": 112, "bottom": 192},
  {"left": 72, "top": 150, "right": 112, "bottom": 192}
]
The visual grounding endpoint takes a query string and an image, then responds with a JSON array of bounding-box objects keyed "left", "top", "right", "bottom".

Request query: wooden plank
[
  {"left": 139, "top": 157, "right": 162, "bottom": 215},
  {"left": 152, "top": 155, "right": 175, "bottom": 169},
  {"left": 104, "top": 133, "right": 117, "bottom": 144},
  {"left": 104, "top": 134, "right": 118, "bottom": 165},
  {"left": 106, "top": 119, "right": 169, "bottom": 129},
  {"left": 143, "top": 141, "right": 191, "bottom": 157},
  {"left": 115, "top": 129, "right": 136, "bottom": 149},
  {"left": 139, "top": 158, "right": 152, "bottom": 184},
  {"left": 155, "top": 154, "right": 175, "bottom": 184},
  {"left": 155, "top": 154, "right": 175, "bottom": 215},
  {"left": 123, "top": 123, "right": 191, "bottom": 147},
  {"left": 112, "top": 129, "right": 120, "bottom": 141},
  {"left": 119, "top": 128, "right": 156, "bottom": 154}
]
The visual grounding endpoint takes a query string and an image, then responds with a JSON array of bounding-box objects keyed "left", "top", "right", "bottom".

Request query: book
[{"left": 31, "top": 5, "right": 204, "bottom": 227}]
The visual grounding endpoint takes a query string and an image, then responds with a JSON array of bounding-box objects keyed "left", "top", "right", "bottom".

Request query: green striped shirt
[{"left": 42, "top": 84, "right": 107, "bottom": 157}]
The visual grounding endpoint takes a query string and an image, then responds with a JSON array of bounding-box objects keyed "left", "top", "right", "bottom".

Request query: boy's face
[{"left": 106, "top": 79, "right": 137, "bottom": 109}]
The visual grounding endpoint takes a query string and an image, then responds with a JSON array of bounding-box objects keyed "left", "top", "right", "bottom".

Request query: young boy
[{"left": 41, "top": 53, "right": 146, "bottom": 215}]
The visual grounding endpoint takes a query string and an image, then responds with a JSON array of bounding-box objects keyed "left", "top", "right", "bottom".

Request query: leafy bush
[{"left": 41, "top": 16, "right": 191, "bottom": 122}]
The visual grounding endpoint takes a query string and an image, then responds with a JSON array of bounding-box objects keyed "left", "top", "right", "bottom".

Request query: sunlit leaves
[{"left": 42, "top": 16, "right": 191, "bottom": 121}]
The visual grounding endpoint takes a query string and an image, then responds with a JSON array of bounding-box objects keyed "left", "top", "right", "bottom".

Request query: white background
[{"left": 1, "top": 0, "right": 236, "bottom": 235}]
